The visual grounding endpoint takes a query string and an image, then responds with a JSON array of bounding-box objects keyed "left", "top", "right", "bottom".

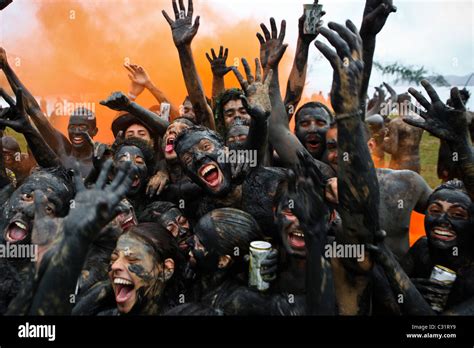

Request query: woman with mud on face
[{"left": 75, "top": 223, "right": 182, "bottom": 316}]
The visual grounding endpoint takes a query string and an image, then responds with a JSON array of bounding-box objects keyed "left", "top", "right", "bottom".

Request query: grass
[{"left": 419, "top": 131, "right": 441, "bottom": 189}]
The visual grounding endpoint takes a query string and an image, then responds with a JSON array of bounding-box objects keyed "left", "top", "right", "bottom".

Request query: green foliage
[{"left": 374, "top": 62, "right": 449, "bottom": 87}]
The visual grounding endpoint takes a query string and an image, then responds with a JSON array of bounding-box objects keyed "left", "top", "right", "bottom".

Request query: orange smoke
[{"left": 0, "top": 0, "right": 294, "bottom": 143}]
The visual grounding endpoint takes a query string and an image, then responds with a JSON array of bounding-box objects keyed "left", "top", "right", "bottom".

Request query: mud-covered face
[
  {"left": 160, "top": 208, "right": 191, "bottom": 252},
  {"left": 425, "top": 189, "right": 473, "bottom": 252},
  {"left": 114, "top": 145, "right": 147, "bottom": 196},
  {"left": 177, "top": 131, "right": 232, "bottom": 196},
  {"left": 112, "top": 199, "right": 137, "bottom": 231},
  {"left": 181, "top": 100, "right": 196, "bottom": 122},
  {"left": 275, "top": 198, "right": 306, "bottom": 258},
  {"left": 325, "top": 127, "right": 338, "bottom": 172},
  {"left": 162, "top": 121, "right": 191, "bottom": 161},
  {"left": 226, "top": 125, "right": 249, "bottom": 147},
  {"left": 3, "top": 172, "right": 68, "bottom": 244},
  {"left": 223, "top": 99, "right": 250, "bottom": 129},
  {"left": 68, "top": 116, "right": 96, "bottom": 150},
  {"left": 125, "top": 124, "right": 152, "bottom": 144},
  {"left": 295, "top": 107, "right": 331, "bottom": 159},
  {"left": 188, "top": 234, "right": 219, "bottom": 273},
  {"left": 109, "top": 234, "right": 162, "bottom": 314}
]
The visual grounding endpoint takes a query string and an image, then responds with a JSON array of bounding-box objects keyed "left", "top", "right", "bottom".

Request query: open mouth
[
  {"left": 431, "top": 227, "right": 456, "bottom": 242},
  {"left": 117, "top": 212, "right": 136, "bottom": 230},
  {"left": 5, "top": 220, "right": 30, "bottom": 242},
  {"left": 165, "top": 136, "right": 175, "bottom": 154},
  {"left": 288, "top": 230, "right": 305, "bottom": 249},
  {"left": 131, "top": 175, "right": 141, "bottom": 188},
  {"left": 72, "top": 136, "right": 85, "bottom": 145},
  {"left": 306, "top": 135, "right": 320, "bottom": 151},
  {"left": 198, "top": 163, "right": 222, "bottom": 189},
  {"left": 113, "top": 277, "right": 135, "bottom": 304}
]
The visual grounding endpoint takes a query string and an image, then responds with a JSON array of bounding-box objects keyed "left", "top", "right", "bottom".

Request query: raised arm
[
  {"left": 28, "top": 161, "right": 133, "bottom": 315},
  {"left": 232, "top": 58, "right": 272, "bottom": 166},
  {"left": 359, "top": 0, "right": 397, "bottom": 113},
  {"left": 100, "top": 92, "right": 170, "bottom": 137},
  {"left": 0, "top": 47, "right": 66, "bottom": 151},
  {"left": 262, "top": 18, "right": 334, "bottom": 178},
  {"left": 315, "top": 20, "right": 380, "bottom": 245},
  {"left": 0, "top": 88, "right": 61, "bottom": 168},
  {"left": 206, "top": 46, "right": 233, "bottom": 109},
  {"left": 284, "top": 9, "right": 324, "bottom": 119},
  {"left": 404, "top": 81, "right": 474, "bottom": 199},
  {"left": 124, "top": 63, "right": 180, "bottom": 119},
  {"left": 162, "top": 0, "right": 215, "bottom": 129}
]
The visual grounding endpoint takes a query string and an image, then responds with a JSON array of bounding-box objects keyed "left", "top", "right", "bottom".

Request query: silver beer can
[
  {"left": 429, "top": 265, "right": 456, "bottom": 312},
  {"left": 249, "top": 241, "right": 272, "bottom": 291},
  {"left": 303, "top": 2, "right": 324, "bottom": 35}
]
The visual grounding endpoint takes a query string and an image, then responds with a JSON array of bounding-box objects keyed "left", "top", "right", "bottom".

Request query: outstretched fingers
[
  {"left": 232, "top": 66, "right": 249, "bottom": 91},
  {"left": 241, "top": 58, "right": 254, "bottom": 84},
  {"left": 314, "top": 40, "right": 339, "bottom": 71},
  {"left": 408, "top": 87, "right": 431, "bottom": 111}
]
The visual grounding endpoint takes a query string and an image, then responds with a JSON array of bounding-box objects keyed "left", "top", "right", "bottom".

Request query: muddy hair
[
  {"left": 174, "top": 125, "right": 225, "bottom": 155},
  {"left": 432, "top": 179, "right": 468, "bottom": 196},
  {"left": 138, "top": 201, "right": 178, "bottom": 223},
  {"left": 294, "top": 102, "right": 334, "bottom": 129},
  {"left": 111, "top": 136, "right": 155, "bottom": 175},
  {"left": 194, "top": 208, "right": 264, "bottom": 264}
]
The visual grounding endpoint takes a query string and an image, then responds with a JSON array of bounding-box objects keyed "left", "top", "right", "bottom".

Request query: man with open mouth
[{"left": 294, "top": 102, "right": 334, "bottom": 161}]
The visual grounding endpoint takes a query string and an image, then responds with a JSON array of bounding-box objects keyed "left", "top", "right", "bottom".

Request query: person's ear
[
  {"left": 163, "top": 258, "right": 175, "bottom": 281},
  {"left": 367, "top": 138, "right": 376, "bottom": 152},
  {"left": 91, "top": 127, "right": 98, "bottom": 137},
  {"left": 218, "top": 255, "right": 232, "bottom": 269}
]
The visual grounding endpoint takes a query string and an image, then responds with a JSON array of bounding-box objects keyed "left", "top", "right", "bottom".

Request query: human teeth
[
  {"left": 114, "top": 278, "right": 133, "bottom": 285},
  {"left": 201, "top": 165, "right": 215, "bottom": 176},
  {"left": 434, "top": 229, "right": 454, "bottom": 236},
  {"left": 15, "top": 222, "right": 27, "bottom": 230},
  {"left": 292, "top": 232, "right": 304, "bottom": 237}
]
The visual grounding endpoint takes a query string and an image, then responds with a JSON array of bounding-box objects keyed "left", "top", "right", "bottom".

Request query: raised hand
[
  {"left": 162, "top": 0, "right": 200, "bottom": 47},
  {"left": 100, "top": 91, "right": 132, "bottom": 112},
  {"left": 65, "top": 160, "right": 134, "bottom": 238},
  {"left": 206, "top": 46, "right": 232, "bottom": 77},
  {"left": 232, "top": 58, "right": 273, "bottom": 121},
  {"left": 360, "top": 0, "right": 397, "bottom": 37},
  {"left": 404, "top": 81, "right": 468, "bottom": 143},
  {"left": 298, "top": 9, "right": 325, "bottom": 45},
  {"left": 257, "top": 17, "right": 288, "bottom": 71},
  {"left": 315, "top": 20, "right": 364, "bottom": 115},
  {"left": 124, "top": 63, "right": 151, "bottom": 87},
  {"left": 146, "top": 170, "right": 170, "bottom": 197},
  {"left": 0, "top": 87, "right": 33, "bottom": 133}
]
